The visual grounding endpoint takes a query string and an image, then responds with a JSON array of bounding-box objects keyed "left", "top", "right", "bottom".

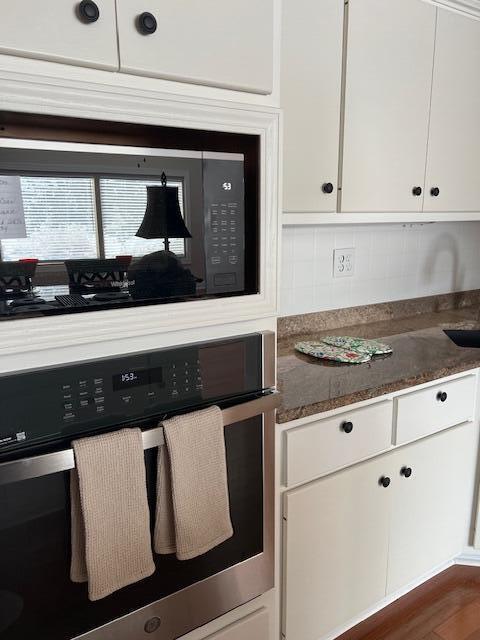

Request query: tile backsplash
[{"left": 280, "top": 222, "right": 480, "bottom": 316}]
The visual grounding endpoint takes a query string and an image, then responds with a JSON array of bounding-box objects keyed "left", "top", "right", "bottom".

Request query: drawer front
[
  {"left": 204, "top": 608, "right": 268, "bottom": 640},
  {"left": 285, "top": 401, "right": 393, "bottom": 487},
  {"left": 394, "top": 375, "right": 476, "bottom": 445}
]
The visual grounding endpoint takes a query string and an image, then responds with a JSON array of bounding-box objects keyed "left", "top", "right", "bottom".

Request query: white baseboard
[{"left": 455, "top": 552, "right": 480, "bottom": 567}]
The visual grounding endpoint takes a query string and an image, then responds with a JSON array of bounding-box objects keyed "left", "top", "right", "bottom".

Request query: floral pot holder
[
  {"left": 295, "top": 336, "right": 393, "bottom": 364},
  {"left": 321, "top": 336, "right": 393, "bottom": 356},
  {"left": 294, "top": 341, "right": 372, "bottom": 364}
]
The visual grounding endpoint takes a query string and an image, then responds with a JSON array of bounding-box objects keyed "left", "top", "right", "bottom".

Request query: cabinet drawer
[
  {"left": 204, "top": 608, "right": 268, "bottom": 640},
  {"left": 285, "top": 401, "right": 393, "bottom": 487},
  {"left": 394, "top": 376, "right": 476, "bottom": 445}
]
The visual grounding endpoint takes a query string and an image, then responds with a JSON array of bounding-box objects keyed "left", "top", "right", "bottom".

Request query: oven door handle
[{"left": 0, "top": 392, "right": 280, "bottom": 486}]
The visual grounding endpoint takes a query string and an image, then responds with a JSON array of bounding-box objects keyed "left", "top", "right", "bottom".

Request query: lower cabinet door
[
  {"left": 282, "top": 456, "right": 392, "bottom": 640},
  {"left": 386, "top": 423, "right": 475, "bottom": 594}
]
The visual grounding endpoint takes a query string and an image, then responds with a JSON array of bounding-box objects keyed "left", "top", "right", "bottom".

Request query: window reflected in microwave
[{"left": 1, "top": 175, "right": 187, "bottom": 262}]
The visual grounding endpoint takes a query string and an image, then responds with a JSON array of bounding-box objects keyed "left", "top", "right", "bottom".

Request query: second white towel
[{"left": 154, "top": 405, "right": 233, "bottom": 560}]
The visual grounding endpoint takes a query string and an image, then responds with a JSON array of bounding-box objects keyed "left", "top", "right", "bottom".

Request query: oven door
[{"left": 0, "top": 393, "right": 278, "bottom": 640}]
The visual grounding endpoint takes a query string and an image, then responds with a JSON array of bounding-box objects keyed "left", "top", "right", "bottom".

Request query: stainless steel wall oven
[
  {"left": 0, "top": 332, "right": 277, "bottom": 640},
  {"left": 0, "top": 112, "right": 260, "bottom": 321}
]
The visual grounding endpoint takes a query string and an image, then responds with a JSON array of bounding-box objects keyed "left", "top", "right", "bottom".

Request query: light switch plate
[{"left": 333, "top": 248, "right": 355, "bottom": 278}]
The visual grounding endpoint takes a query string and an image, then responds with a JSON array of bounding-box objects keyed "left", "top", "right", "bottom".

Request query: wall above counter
[{"left": 281, "top": 0, "right": 480, "bottom": 224}]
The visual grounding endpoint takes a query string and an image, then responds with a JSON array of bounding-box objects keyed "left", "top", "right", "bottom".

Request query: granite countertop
[{"left": 277, "top": 304, "right": 480, "bottom": 423}]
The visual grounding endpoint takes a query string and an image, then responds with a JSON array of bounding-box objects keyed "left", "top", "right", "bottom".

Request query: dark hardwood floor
[{"left": 336, "top": 566, "right": 480, "bottom": 640}]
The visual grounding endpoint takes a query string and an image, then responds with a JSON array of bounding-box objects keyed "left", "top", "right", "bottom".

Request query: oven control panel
[{"left": 0, "top": 333, "right": 263, "bottom": 454}]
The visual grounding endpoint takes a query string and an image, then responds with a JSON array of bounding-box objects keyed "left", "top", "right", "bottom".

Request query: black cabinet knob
[
  {"left": 437, "top": 391, "right": 448, "bottom": 402},
  {"left": 137, "top": 12, "right": 157, "bottom": 35},
  {"left": 412, "top": 186, "right": 422, "bottom": 196},
  {"left": 77, "top": 0, "right": 100, "bottom": 23},
  {"left": 341, "top": 421, "right": 353, "bottom": 434},
  {"left": 322, "top": 182, "right": 334, "bottom": 194},
  {"left": 379, "top": 476, "right": 391, "bottom": 488},
  {"left": 401, "top": 466, "right": 413, "bottom": 478},
  {"left": 431, "top": 187, "right": 440, "bottom": 197}
]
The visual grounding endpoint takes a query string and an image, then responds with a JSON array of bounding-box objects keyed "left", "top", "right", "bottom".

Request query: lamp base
[{"left": 128, "top": 250, "right": 198, "bottom": 300}]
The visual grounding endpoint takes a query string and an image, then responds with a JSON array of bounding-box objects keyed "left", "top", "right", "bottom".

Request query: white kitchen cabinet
[
  {"left": 424, "top": 9, "right": 480, "bottom": 212},
  {"left": 282, "top": 396, "right": 478, "bottom": 640},
  {"left": 116, "top": 0, "right": 274, "bottom": 94},
  {"left": 0, "top": 0, "right": 119, "bottom": 70},
  {"left": 387, "top": 423, "right": 475, "bottom": 593},
  {"left": 341, "top": 0, "right": 436, "bottom": 213},
  {"left": 283, "top": 455, "right": 391, "bottom": 640},
  {"left": 280, "top": 0, "right": 344, "bottom": 212}
]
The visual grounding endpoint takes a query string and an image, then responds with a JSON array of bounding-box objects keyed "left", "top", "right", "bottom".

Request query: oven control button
[{"left": 121, "top": 395, "right": 132, "bottom": 404}]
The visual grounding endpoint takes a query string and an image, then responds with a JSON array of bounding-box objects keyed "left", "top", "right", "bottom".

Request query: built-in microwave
[{"left": 0, "top": 113, "right": 259, "bottom": 321}]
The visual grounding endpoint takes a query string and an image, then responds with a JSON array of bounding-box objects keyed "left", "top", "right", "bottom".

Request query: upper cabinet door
[
  {"left": 116, "top": 0, "right": 274, "bottom": 94},
  {"left": 341, "top": 0, "right": 436, "bottom": 213},
  {"left": 424, "top": 9, "right": 480, "bottom": 212},
  {"left": 0, "top": 0, "right": 118, "bottom": 70},
  {"left": 281, "top": 0, "right": 344, "bottom": 213}
]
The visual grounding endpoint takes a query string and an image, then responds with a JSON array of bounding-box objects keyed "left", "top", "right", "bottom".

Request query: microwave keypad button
[
  {"left": 121, "top": 395, "right": 132, "bottom": 404},
  {"left": 63, "top": 393, "right": 72, "bottom": 400},
  {"left": 96, "top": 406, "right": 105, "bottom": 414},
  {"left": 62, "top": 384, "right": 71, "bottom": 391},
  {"left": 94, "top": 378, "right": 103, "bottom": 385},
  {"left": 94, "top": 396, "right": 105, "bottom": 405},
  {"left": 63, "top": 402, "right": 73, "bottom": 411},
  {"left": 63, "top": 412, "right": 76, "bottom": 421},
  {"left": 94, "top": 387, "right": 103, "bottom": 395},
  {"left": 79, "top": 390, "right": 89, "bottom": 397},
  {"left": 80, "top": 399, "right": 89, "bottom": 408}
]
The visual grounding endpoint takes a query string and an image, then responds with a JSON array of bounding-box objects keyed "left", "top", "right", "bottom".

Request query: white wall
[{"left": 280, "top": 222, "right": 480, "bottom": 316}]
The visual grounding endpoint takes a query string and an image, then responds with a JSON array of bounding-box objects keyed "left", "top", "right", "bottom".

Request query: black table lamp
[
  {"left": 130, "top": 173, "right": 199, "bottom": 300},
  {"left": 135, "top": 172, "right": 191, "bottom": 251}
]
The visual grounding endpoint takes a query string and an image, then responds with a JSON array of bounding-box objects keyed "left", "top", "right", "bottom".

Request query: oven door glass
[{"left": 0, "top": 416, "right": 264, "bottom": 640}]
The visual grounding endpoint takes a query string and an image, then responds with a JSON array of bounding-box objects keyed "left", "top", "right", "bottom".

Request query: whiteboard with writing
[{"left": 0, "top": 176, "right": 27, "bottom": 239}]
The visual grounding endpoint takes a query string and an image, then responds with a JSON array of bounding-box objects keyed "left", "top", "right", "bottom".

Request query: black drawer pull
[
  {"left": 437, "top": 391, "right": 448, "bottom": 402},
  {"left": 77, "top": 0, "right": 100, "bottom": 23},
  {"left": 431, "top": 187, "right": 440, "bottom": 197},
  {"left": 379, "top": 476, "right": 391, "bottom": 488},
  {"left": 341, "top": 421, "right": 353, "bottom": 434},
  {"left": 400, "top": 466, "right": 412, "bottom": 478},
  {"left": 412, "top": 186, "right": 422, "bottom": 196},
  {"left": 137, "top": 12, "right": 157, "bottom": 35}
]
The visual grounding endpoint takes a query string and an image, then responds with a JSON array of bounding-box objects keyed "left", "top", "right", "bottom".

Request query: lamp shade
[{"left": 136, "top": 185, "right": 192, "bottom": 240}]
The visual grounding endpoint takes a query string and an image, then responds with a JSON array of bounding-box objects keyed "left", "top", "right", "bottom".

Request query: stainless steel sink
[{"left": 444, "top": 329, "right": 480, "bottom": 348}]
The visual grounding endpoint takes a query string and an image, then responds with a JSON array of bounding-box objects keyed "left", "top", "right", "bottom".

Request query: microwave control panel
[
  {"left": 203, "top": 156, "right": 245, "bottom": 295},
  {"left": 0, "top": 334, "right": 263, "bottom": 455}
]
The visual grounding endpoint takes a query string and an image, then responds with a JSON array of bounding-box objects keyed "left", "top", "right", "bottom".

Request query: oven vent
[{"left": 427, "top": 0, "right": 480, "bottom": 19}]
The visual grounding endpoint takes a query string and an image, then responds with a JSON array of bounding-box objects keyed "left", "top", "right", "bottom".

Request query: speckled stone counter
[{"left": 277, "top": 298, "right": 480, "bottom": 424}]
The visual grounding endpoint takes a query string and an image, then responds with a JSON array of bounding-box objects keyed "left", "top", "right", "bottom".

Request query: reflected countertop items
[{"left": 277, "top": 304, "right": 480, "bottom": 423}]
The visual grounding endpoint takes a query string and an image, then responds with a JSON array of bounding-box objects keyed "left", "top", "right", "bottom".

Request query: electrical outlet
[{"left": 333, "top": 248, "right": 355, "bottom": 278}]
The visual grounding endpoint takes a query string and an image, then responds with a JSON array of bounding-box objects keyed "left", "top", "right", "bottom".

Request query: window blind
[
  {"left": 100, "top": 178, "right": 186, "bottom": 258},
  {"left": 1, "top": 177, "right": 98, "bottom": 261}
]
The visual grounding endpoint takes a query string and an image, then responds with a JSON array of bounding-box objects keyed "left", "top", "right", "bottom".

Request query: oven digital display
[{"left": 112, "top": 367, "right": 163, "bottom": 391}]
